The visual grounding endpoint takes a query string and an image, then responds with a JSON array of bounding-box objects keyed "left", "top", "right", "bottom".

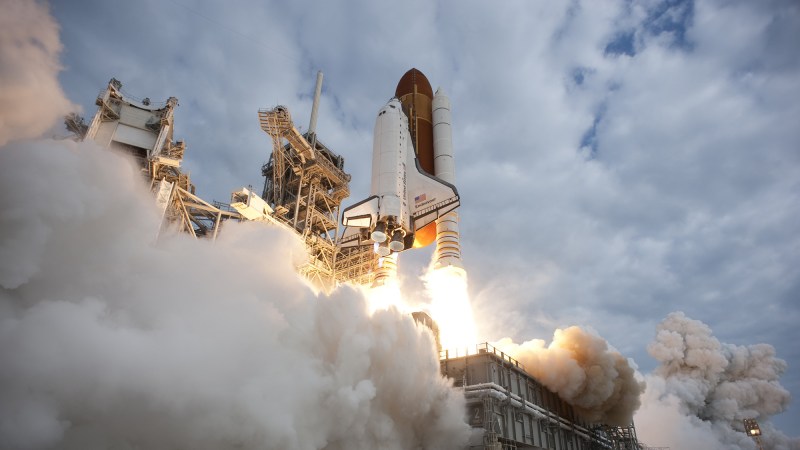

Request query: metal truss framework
[
  {"left": 77, "top": 78, "right": 240, "bottom": 239},
  {"left": 75, "top": 79, "right": 380, "bottom": 291},
  {"left": 258, "top": 105, "right": 376, "bottom": 291}
]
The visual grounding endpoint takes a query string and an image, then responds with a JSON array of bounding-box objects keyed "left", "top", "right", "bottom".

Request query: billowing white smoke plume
[
  {"left": 494, "top": 326, "right": 645, "bottom": 427},
  {"left": 635, "top": 312, "right": 799, "bottom": 450},
  {"left": 0, "top": 0, "right": 74, "bottom": 146},
  {"left": 0, "top": 3, "right": 469, "bottom": 446},
  {"left": 0, "top": 141, "right": 470, "bottom": 449}
]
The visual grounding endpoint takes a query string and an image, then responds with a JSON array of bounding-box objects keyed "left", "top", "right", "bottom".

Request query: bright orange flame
[
  {"left": 363, "top": 278, "right": 407, "bottom": 314},
  {"left": 425, "top": 266, "right": 478, "bottom": 353},
  {"left": 361, "top": 253, "right": 408, "bottom": 314},
  {"left": 412, "top": 222, "right": 437, "bottom": 248}
]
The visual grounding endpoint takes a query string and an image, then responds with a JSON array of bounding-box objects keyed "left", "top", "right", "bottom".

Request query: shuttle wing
[
  {"left": 340, "top": 195, "right": 379, "bottom": 248},
  {"left": 342, "top": 195, "right": 379, "bottom": 228},
  {"left": 407, "top": 160, "right": 460, "bottom": 231}
]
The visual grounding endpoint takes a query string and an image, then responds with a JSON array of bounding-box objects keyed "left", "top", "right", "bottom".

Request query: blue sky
[{"left": 5, "top": 0, "right": 799, "bottom": 446}]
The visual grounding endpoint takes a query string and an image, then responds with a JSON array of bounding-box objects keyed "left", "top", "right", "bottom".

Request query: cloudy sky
[{"left": 40, "top": 0, "right": 800, "bottom": 439}]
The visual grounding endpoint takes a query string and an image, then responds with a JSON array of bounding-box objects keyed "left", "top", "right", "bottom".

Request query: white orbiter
[{"left": 339, "top": 98, "right": 460, "bottom": 257}]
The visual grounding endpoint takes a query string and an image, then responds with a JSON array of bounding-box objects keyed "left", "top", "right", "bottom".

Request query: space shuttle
[{"left": 339, "top": 97, "right": 459, "bottom": 256}]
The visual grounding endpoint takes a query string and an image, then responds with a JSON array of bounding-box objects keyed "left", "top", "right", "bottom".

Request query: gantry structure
[
  {"left": 72, "top": 78, "right": 240, "bottom": 238},
  {"left": 69, "top": 77, "right": 378, "bottom": 292},
  {"left": 258, "top": 104, "right": 377, "bottom": 290}
]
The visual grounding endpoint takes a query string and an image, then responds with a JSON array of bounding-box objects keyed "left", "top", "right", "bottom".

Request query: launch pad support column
[{"left": 432, "top": 88, "right": 463, "bottom": 271}]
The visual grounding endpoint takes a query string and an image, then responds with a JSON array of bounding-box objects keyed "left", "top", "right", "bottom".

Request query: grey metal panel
[
  {"left": 119, "top": 104, "right": 156, "bottom": 129},
  {"left": 113, "top": 123, "right": 156, "bottom": 150},
  {"left": 93, "top": 122, "right": 116, "bottom": 147},
  {"left": 513, "top": 413, "right": 524, "bottom": 443}
]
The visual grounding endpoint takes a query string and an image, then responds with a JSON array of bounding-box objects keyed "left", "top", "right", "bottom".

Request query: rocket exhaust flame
[
  {"left": 363, "top": 281, "right": 406, "bottom": 314},
  {"left": 425, "top": 266, "right": 478, "bottom": 352}
]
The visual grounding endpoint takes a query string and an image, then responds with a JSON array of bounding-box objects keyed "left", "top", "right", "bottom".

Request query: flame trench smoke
[
  {"left": 635, "top": 312, "right": 799, "bottom": 450},
  {"left": 495, "top": 327, "right": 645, "bottom": 427},
  {"left": 0, "top": 142, "right": 470, "bottom": 449},
  {"left": 425, "top": 267, "right": 477, "bottom": 353}
]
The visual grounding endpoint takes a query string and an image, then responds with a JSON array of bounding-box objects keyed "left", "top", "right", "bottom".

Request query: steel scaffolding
[
  {"left": 73, "top": 78, "right": 240, "bottom": 239},
  {"left": 258, "top": 105, "right": 376, "bottom": 291}
]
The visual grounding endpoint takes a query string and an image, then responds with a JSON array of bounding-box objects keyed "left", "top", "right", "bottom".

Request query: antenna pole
[{"left": 308, "top": 71, "right": 323, "bottom": 144}]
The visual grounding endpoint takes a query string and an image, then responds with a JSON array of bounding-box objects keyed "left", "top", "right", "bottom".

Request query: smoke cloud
[
  {"left": 0, "top": 3, "right": 468, "bottom": 446},
  {"left": 0, "top": 141, "right": 469, "bottom": 449},
  {"left": 494, "top": 326, "right": 645, "bottom": 427},
  {"left": 0, "top": 0, "right": 75, "bottom": 146},
  {"left": 635, "top": 312, "right": 799, "bottom": 450}
]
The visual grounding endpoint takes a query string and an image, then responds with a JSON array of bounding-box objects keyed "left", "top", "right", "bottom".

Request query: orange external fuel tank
[{"left": 395, "top": 68, "right": 437, "bottom": 248}]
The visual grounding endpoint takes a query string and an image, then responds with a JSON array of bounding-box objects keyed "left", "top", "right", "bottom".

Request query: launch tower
[
  {"left": 71, "top": 78, "right": 240, "bottom": 238},
  {"left": 258, "top": 73, "right": 378, "bottom": 290}
]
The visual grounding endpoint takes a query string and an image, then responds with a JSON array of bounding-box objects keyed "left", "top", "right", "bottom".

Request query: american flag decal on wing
[{"left": 414, "top": 193, "right": 426, "bottom": 204}]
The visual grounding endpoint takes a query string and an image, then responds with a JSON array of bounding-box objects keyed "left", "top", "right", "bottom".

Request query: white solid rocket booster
[{"left": 432, "top": 88, "right": 463, "bottom": 270}]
